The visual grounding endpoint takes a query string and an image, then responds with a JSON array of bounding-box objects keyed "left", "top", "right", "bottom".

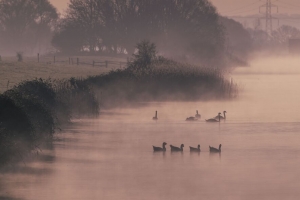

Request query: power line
[
  {"left": 221, "top": 1, "right": 260, "bottom": 14},
  {"left": 275, "top": 2, "right": 300, "bottom": 11},
  {"left": 224, "top": 7, "right": 259, "bottom": 15},
  {"left": 277, "top": 0, "right": 300, "bottom": 8}
]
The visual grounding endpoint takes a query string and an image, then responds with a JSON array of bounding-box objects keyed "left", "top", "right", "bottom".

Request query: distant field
[{"left": 0, "top": 56, "right": 127, "bottom": 92}]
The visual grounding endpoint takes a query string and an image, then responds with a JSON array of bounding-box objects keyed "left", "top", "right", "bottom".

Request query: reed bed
[{"left": 85, "top": 58, "right": 238, "bottom": 108}]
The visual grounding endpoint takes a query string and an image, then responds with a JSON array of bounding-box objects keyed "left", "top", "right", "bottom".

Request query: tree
[
  {"left": 52, "top": 0, "right": 106, "bottom": 54},
  {"left": 129, "top": 40, "right": 157, "bottom": 70},
  {"left": 271, "top": 25, "right": 300, "bottom": 45},
  {"left": 53, "top": 0, "right": 225, "bottom": 64},
  {"left": 52, "top": 19, "right": 86, "bottom": 54},
  {"left": 220, "top": 17, "right": 252, "bottom": 60},
  {"left": 0, "top": 0, "right": 58, "bottom": 55}
]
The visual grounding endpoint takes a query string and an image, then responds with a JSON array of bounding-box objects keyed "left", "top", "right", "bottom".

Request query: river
[{"left": 1, "top": 56, "right": 300, "bottom": 200}]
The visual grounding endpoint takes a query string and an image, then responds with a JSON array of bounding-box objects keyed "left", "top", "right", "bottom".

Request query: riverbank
[{"left": 0, "top": 53, "right": 238, "bottom": 166}]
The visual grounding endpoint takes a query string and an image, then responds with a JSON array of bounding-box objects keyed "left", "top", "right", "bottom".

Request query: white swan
[
  {"left": 215, "top": 111, "right": 226, "bottom": 120},
  {"left": 206, "top": 113, "right": 221, "bottom": 122}
]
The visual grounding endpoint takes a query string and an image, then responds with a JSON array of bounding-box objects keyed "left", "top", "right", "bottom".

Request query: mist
[{"left": 2, "top": 0, "right": 300, "bottom": 200}]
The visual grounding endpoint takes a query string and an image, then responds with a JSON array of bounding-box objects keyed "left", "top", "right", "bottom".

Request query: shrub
[
  {"left": 54, "top": 78, "right": 99, "bottom": 118},
  {"left": 0, "top": 95, "right": 34, "bottom": 164},
  {"left": 128, "top": 40, "right": 158, "bottom": 70}
]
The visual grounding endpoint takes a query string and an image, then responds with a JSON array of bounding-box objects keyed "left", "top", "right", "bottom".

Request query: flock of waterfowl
[
  {"left": 153, "top": 142, "right": 222, "bottom": 153},
  {"left": 152, "top": 110, "right": 224, "bottom": 153},
  {"left": 152, "top": 110, "right": 227, "bottom": 122}
]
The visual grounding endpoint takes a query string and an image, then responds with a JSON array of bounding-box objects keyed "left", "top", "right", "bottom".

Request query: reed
[{"left": 85, "top": 57, "right": 238, "bottom": 108}]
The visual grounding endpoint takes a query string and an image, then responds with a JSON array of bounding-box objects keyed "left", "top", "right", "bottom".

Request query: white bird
[
  {"left": 206, "top": 112, "right": 221, "bottom": 122},
  {"left": 215, "top": 111, "right": 226, "bottom": 120}
]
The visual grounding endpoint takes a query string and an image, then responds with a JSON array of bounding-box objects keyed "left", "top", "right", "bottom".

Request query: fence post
[
  {"left": 71, "top": 58, "right": 73, "bottom": 65},
  {"left": 53, "top": 56, "right": 56, "bottom": 63},
  {"left": 77, "top": 58, "right": 79, "bottom": 65},
  {"left": 105, "top": 61, "right": 108, "bottom": 68},
  {"left": 93, "top": 61, "right": 95, "bottom": 66},
  {"left": 37, "top": 53, "right": 39, "bottom": 63}
]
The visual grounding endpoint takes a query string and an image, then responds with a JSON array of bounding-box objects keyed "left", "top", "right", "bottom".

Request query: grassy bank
[{"left": 0, "top": 55, "right": 125, "bottom": 92}]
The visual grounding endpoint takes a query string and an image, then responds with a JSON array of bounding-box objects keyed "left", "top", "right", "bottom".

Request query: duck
[
  {"left": 153, "top": 142, "right": 167, "bottom": 151},
  {"left": 153, "top": 111, "right": 158, "bottom": 120},
  {"left": 215, "top": 111, "right": 226, "bottom": 120},
  {"left": 195, "top": 110, "right": 201, "bottom": 119},
  {"left": 189, "top": 144, "right": 201, "bottom": 152},
  {"left": 170, "top": 144, "right": 184, "bottom": 152},
  {"left": 206, "top": 112, "right": 221, "bottom": 122},
  {"left": 186, "top": 116, "right": 197, "bottom": 121},
  {"left": 209, "top": 144, "right": 222, "bottom": 153}
]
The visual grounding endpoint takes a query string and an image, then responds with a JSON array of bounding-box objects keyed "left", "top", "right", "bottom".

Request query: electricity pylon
[{"left": 259, "top": 0, "right": 278, "bottom": 35}]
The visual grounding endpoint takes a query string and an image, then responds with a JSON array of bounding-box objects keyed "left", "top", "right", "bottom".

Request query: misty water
[{"left": 1, "top": 57, "right": 300, "bottom": 200}]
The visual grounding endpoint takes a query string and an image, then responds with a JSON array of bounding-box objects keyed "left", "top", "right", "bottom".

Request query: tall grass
[
  {"left": 52, "top": 78, "right": 99, "bottom": 118},
  {"left": 85, "top": 57, "right": 238, "bottom": 108}
]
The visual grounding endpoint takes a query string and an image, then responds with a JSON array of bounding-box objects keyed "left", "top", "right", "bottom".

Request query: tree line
[
  {"left": 52, "top": 0, "right": 225, "bottom": 63},
  {"left": 0, "top": 0, "right": 296, "bottom": 65}
]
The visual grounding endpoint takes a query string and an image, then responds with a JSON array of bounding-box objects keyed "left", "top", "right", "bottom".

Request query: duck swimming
[
  {"left": 153, "top": 142, "right": 167, "bottom": 151},
  {"left": 209, "top": 144, "right": 222, "bottom": 153},
  {"left": 170, "top": 144, "right": 184, "bottom": 152},
  {"left": 190, "top": 144, "right": 201, "bottom": 152}
]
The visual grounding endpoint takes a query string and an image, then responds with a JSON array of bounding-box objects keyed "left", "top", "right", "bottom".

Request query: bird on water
[
  {"left": 170, "top": 144, "right": 184, "bottom": 152},
  {"left": 153, "top": 111, "right": 158, "bottom": 120},
  {"left": 186, "top": 116, "right": 197, "bottom": 121},
  {"left": 195, "top": 110, "right": 201, "bottom": 119},
  {"left": 209, "top": 144, "right": 222, "bottom": 153},
  {"left": 190, "top": 144, "right": 201, "bottom": 152},
  {"left": 215, "top": 111, "right": 226, "bottom": 120},
  {"left": 153, "top": 142, "right": 167, "bottom": 151},
  {"left": 206, "top": 112, "right": 221, "bottom": 122}
]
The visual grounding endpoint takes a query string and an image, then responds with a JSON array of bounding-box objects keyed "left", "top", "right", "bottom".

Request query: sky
[{"left": 49, "top": 0, "right": 300, "bottom": 16}]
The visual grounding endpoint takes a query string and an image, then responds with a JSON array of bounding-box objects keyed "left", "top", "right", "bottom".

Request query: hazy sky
[{"left": 49, "top": 0, "right": 300, "bottom": 16}]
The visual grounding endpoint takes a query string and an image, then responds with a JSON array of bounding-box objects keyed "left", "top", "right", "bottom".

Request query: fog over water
[{"left": 1, "top": 56, "right": 300, "bottom": 199}]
